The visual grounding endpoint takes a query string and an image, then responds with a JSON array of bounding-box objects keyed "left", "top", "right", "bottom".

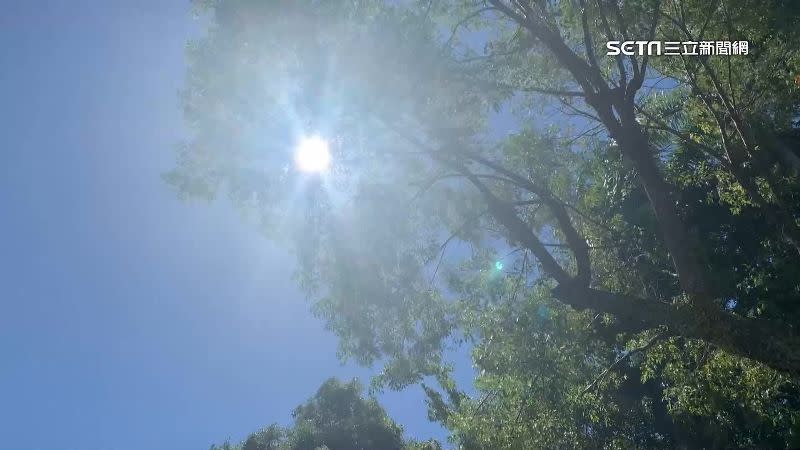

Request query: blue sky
[{"left": 0, "top": 2, "right": 466, "bottom": 448}]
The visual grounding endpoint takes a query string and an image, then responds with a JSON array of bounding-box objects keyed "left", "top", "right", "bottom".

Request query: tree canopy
[
  {"left": 210, "top": 378, "right": 440, "bottom": 450},
  {"left": 174, "top": 0, "right": 800, "bottom": 448}
]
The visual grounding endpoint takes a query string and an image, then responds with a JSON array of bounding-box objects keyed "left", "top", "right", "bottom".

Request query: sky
[{"left": 0, "top": 2, "right": 469, "bottom": 449}]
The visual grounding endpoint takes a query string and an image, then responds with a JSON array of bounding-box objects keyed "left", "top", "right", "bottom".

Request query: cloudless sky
[{"left": 0, "top": 2, "right": 474, "bottom": 449}]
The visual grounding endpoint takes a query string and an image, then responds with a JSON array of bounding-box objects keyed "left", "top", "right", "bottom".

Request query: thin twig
[
  {"left": 580, "top": 331, "right": 666, "bottom": 397},
  {"left": 429, "top": 210, "right": 488, "bottom": 287}
]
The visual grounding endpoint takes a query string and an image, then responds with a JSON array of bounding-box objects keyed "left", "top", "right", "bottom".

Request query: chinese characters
[{"left": 606, "top": 40, "right": 749, "bottom": 56}]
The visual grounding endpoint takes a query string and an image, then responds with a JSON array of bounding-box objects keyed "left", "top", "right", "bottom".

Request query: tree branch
[
  {"left": 627, "top": 0, "right": 661, "bottom": 101},
  {"left": 467, "top": 154, "right": 592, "bottom": 285}
]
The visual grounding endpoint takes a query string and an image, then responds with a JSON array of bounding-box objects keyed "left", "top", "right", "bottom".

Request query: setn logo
[{"left": 607, "top": 40, "right": 749, "bottom": 56}]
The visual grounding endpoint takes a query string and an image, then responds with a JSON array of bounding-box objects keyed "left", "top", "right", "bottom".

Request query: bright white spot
[{"left": 294, "top": 135, "right": 331, "bottom": 173}]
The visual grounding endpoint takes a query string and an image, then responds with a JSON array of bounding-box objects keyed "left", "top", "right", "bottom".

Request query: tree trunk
[{"left": 614, "top": 121, "right": 711, "bottom": 299}]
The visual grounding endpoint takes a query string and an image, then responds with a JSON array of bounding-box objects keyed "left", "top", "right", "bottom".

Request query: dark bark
[
  {"left": 469, "top": 154, "right": 592, "bottom": 286},
  {"left": 459, "top": 158, "right": 800, "bottom": 376},
  {"left": 552, "top": 284, "right": 800, "bottom": 377},
  {"left": 613, "top": 119, "right": 712, "bottom": 298},
  {"left": 464, "top": 170, "right": 574, "bottom": 285}
]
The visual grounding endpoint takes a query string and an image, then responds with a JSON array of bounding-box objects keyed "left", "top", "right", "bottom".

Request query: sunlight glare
[{"left": 295, "top": 135, "right": 331, "bottom": 173}]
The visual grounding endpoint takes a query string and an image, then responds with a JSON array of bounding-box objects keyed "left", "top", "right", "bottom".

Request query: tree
[
  {"left": 210, "top": 378, "right": 437, "bottom": 450},
  {"left": 174, "top": 0, "right": 800, "bottom": 447}
]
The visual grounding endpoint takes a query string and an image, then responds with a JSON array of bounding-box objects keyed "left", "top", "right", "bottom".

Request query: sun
[{"left": 294, "top": 135, "right": 331, "bottom": 173}]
